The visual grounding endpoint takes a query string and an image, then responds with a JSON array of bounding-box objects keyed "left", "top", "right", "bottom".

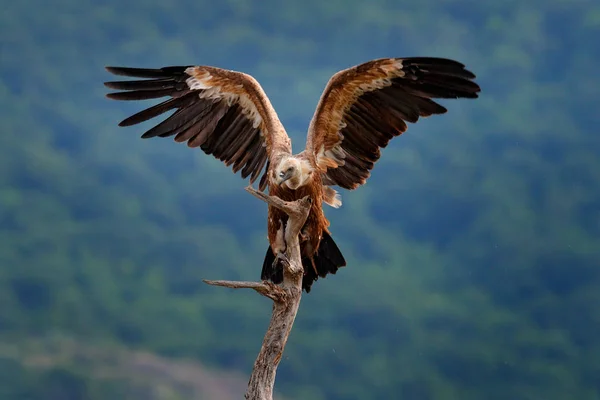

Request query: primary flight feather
[{"left": 104, "top": 57, "right": 481, "bottom": 292}]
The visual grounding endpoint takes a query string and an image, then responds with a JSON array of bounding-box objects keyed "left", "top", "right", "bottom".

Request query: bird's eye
[{"left": 287, "top": 167, "right": 293, "bottom": 172}]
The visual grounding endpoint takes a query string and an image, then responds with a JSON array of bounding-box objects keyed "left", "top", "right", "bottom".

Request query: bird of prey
[{"left": 104, "top": 57, "right": 480, "bottom": 292}]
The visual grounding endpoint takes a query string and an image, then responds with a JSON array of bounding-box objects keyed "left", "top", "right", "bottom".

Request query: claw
[
  {"left": 273, "top": 219, "right": 287, "bottom": 254},
  {"left": 272, "top": 252, "right": 289, "bottom": 268},
  {"left": 299, "top": 228, "right": 309, "bottom": 243}
]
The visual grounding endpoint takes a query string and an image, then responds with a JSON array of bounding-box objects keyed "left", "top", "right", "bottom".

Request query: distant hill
[{"left": 0, "top": 335, "right": 272, "bottom": 400}]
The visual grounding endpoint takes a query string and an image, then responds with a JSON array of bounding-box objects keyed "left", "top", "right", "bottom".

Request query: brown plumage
[{"left": 104, "top": 57, "right": 480, "bottom": 293}]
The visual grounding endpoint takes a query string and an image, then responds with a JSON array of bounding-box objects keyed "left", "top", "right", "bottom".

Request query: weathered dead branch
[{"left": 203, "top": 185, "right": 311, "bottom": 400}]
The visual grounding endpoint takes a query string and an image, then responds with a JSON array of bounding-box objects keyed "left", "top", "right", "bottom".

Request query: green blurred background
[{"left": 1, "top": 0, "right": 599, "bottom": 399}]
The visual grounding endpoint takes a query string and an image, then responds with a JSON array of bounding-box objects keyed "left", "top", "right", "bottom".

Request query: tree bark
[{"left": 203, "top": 185, "right": 311, "bottom": 400}]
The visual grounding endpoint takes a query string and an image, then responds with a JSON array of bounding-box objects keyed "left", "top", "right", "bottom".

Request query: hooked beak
[{"left": 276, "top": 170, "right": 293, "bottom": 186}]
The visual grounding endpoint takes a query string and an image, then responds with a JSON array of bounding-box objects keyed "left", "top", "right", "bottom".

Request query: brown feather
[
  {"left": 258, "top": 160, "right": 270, "bottom": 192},
  {"left": 118, "top": 94, "right": 194, "bottom": 127},
  {"left": 225, "top": 124, "right": 261, "bottom": 166},
  {"left": 150, "top": 99, "right": 213, "bottom": 138},
  {"left": 212, "top": 107, "right": 250, "bottom": 157},
  {"left": 250, "top": 151, "right": 268, "bottom": 183},
  {"left": 105, "top": 64, "right": 291, "bottom": 187},
  {"left": 188, "top": 102, "right": 229, "bottom": 148},
  {"left": 232, "top": 141, "right": 256, "bottom": 174},
  {"left": 306, "top": 57, "right": 480, "bottom": 190},
  {"left": 240, "top": 135, "right": 266, "bottom": 179},
  {"left": 173, "top": 118, "right": 206, "bottom": 143}
]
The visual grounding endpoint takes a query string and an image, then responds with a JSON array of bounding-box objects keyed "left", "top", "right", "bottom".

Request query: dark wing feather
[
  {"left": 307, "top": 57, "right": 481, "bottom": 190},
  {"left": 104, "top": 65, "right": 291, "bottom": 187}
]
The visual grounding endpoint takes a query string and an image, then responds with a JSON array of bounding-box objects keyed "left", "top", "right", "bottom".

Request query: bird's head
[{"left": 274, "top": 156, "right": 312, "bottom": 190}]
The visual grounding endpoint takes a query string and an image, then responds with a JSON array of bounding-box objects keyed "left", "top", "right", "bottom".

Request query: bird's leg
[
  {"left": 273, "top": 251, "right": 289, "bottom": 269},
  {"left": 272, "top": 219, "right": 287, "bottom": 269},
  {"left": 299, "top": 228, "right": 310, "bottom": 243}
]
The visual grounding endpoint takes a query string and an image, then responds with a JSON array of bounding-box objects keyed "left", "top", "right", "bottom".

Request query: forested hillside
[{"left": 1, "top": 0, "right": 599, "bottom": 399}]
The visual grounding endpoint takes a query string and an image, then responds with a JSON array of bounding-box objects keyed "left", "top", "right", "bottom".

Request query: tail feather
[
  {"left": 261, "top": 231, "right": 346, "bottom": 293},
  {"left": 261, "top": 246, "right": 282, "bottom": 284}
]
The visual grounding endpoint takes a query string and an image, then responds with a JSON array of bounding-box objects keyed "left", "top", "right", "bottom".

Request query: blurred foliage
[{"left": 1, "top": 0, "right": 599, "bottom": 399}]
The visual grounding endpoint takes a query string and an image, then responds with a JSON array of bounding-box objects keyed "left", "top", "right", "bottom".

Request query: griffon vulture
[{"left": 104, "top": 57, "right": 480, "bottom": 292}]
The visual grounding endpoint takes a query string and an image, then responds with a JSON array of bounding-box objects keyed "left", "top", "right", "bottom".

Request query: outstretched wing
[
  {"left": 306, "top": 57, "right": 481, "bottom": 190},
  {"left": 104, "top": 65, "right": 292, "bottom": 190}
]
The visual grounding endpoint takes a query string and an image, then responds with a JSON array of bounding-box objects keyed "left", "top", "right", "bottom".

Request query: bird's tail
[{"left": 261, "top": 230, "right": 346, "bottom": 293}]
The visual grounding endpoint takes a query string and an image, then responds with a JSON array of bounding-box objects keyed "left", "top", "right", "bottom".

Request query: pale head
[{"left": 274, "top": 156, "right": 313, "bottom": 190}]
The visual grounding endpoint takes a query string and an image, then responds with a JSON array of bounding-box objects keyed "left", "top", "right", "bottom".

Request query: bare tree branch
[
  {"left": 203, "top": 185, "right": 311, "bottom": 400},
  {"left": 202, "top": 280, "right": 286, "bottom": 302}
]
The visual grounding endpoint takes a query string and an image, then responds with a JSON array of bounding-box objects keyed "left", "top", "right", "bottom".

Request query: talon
[
  {"left": 273, "top": 220, "right": 287, "bottom": 255},
  {"left": 273, "top": 252, "right": 289, "bottom": 268},
  {"left": 299, "top": 228, "right": 309, "bottom": 242}
]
